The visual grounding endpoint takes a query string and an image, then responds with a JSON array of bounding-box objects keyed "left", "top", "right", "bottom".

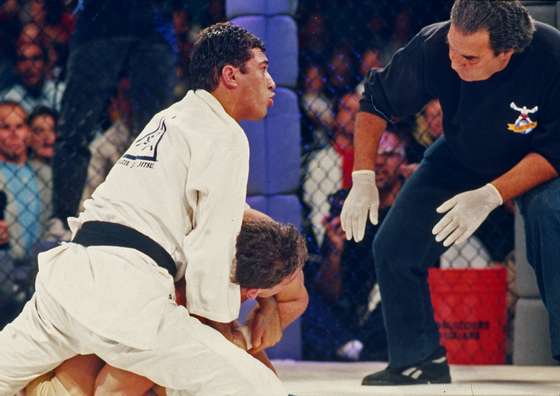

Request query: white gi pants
[{"left": 0, "top": 244, "right": 287, "bottom": 396}]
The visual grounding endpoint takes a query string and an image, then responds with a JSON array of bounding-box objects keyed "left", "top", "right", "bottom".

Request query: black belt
[{"left": 72, "top": 221, "right": 177, "bottom": 278}]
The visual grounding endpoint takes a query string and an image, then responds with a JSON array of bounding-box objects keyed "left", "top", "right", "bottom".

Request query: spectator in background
[
  {"left": 401, "top": 98, "right": 444, "bottom": 177},
  {"left": 51, "top": 0, "right": 177, "bottom": 231},
  {"left": 0, "top": 0, "right": 21, "bottom": 92},
  {"left": 299, "top": 12, "right": 330, "bottom": 63},
  {"left": 355, "top": 47, "right": 384, "bottom": 95},
  {"left": 27, "top": 105, "right": 56, "bottom": 234},
  {"left": 28, "top": 105, "right": 57, "bottom": 164},
  {"left": 80, "top": 77, "right": 133, "bottom": 208},
  {"left": 381, "top": 8, "right": 414, "bottom": 64},
  {"left": 0, "top": 41, "right": 64, "bottom": 112},
  {"left": 0, "top": 188, "right": 27, "bottom": 330},
  {"left": 19, "top": 0, "right": 73, "bottom": 80},
  {"left": 0, "top": 101, "right": 46, "bottom": 259},
  {"left": 301, "top": 64, "right": 335, "bottom": 149},
  {"left": 326, "top": 47, "right": 357, "bottom": 98},
  {"left": 303, "top": 130, "right": 407, "bottom": 362},
  {"left": 303, "top": 93, "right": 360, "bottom": 245}
]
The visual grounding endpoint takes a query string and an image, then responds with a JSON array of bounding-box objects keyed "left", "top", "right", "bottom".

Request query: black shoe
[{"left": 362, "top": 347, "right": 451, "bottom": 386}]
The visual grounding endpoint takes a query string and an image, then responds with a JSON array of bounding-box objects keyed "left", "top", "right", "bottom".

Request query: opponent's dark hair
[
  {"left": 27, "top": 105, "right": 58, "bottom": 126},
  {"left": 234, "top": 220, "right": 307, "bottom": 289},
  {"left": 189, "top": 22, "right": 265, "bottom": 92},
  {"left": 451, "top": 0, "right": 535, "bottom": 54}
]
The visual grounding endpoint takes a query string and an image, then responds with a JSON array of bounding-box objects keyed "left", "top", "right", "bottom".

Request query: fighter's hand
[
  {"left": 340, "top": 170, "right": 379, "bottom": 242},
  {"left": 248, "top": 297, "right": 282, "bottom": 354},
  {"left": 432, "top": 183, "right": 503, "bottom": 247}
]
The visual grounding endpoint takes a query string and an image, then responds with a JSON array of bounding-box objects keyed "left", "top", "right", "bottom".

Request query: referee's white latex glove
[
  {"left": 432, "top": 183, "right": 503, "bottom": 247},
  {"left": 340, "top": 170, "right": 379, "bottom": 242}
]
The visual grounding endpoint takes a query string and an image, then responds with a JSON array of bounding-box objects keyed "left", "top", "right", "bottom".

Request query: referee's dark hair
[
  {"left": 234, "top": 220, "right": 307, "bottom": 290},
  {"left": 451, "top": 0, "right": 535, "bottom": 54},
  {"left": 189, "top": 22, "right": 265, "bottom": 92}
]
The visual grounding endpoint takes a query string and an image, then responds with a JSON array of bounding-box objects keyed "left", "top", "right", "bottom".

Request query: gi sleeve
[
  {"left": 531, "top": 75, "right": 560, "bottom": 173},
  {"left": 360, "top": 29, "right": 432, "bottom": 120},
  {"left": 183, "top": 139, "right": 248, "bottom": 322}
]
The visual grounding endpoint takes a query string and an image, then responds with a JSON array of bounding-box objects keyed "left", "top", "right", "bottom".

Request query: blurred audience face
[
  {"left": 447, "top": 24, "right": 513, "bottom": 82},
  {"left": 304, "top": 65, "right": 325, "bottom": 94},
  {"left": 328, "top": 48, "right": 353, "bottom": 90},
  {"left": 335, "top": 93, "right": 360, "bottom": 146},
  {"left": 109, "top": 78, "right": 132, "bottom": 127},
  {"left": 360, "top": 49, "right": 383, "bottom": 76},
  {"left": 29, "top": 0, "right": 47, "bottom": 26},
  {"left": 16, "top": 43, "right": 46, "bottom": 89},
  {"left": 424, "top": 99, "right": 443, "bottom": 138},
  {"left": 18, "top": 22, "right": 41, "bottom": 46},
  {"left": 29, "top": 113, "right": 56, "bottom": 160},
  {"left": 375, "top": 132, "right": 405, "bottom": 191},
  {"left": 0, "top": 104, "right": 30, "bottom": 164}
]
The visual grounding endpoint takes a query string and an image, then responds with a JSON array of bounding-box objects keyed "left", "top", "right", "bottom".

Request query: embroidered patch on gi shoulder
[
  {"left": 507, "top": 102, "right": 538, "bottom": 134},
  {"left": 124, "top": 118, "right": 167, "bottom": 161}
]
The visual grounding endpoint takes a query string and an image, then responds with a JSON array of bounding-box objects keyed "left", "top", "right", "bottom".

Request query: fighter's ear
[
  {"left": 220, "top": 64, "right": 238, "bottom": 89},
  {"left": 245, "top": 288, "right": 260, "bottom": 300}
]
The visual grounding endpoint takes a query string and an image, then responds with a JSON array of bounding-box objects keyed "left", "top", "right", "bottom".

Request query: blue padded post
[{"left": 228, "top": 0, "right": 301, "bottom": 360}]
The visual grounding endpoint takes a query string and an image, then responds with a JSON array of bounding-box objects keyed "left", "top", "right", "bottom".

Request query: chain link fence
[{"left": 0, "top": 0, "right": 517, "bottom": 364}]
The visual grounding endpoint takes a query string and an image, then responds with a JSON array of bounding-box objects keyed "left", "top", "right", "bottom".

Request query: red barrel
[{"left": 428, "top": 267, "right": 507, "bottom": 364}]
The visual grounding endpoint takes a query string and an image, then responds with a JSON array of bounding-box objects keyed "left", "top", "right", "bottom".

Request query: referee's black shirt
[{"left": 361, "top": 21, "right": 560, "bottom": 179}]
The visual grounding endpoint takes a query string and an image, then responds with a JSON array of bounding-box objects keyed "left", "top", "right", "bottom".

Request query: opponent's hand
[
  {"left": 340, "top": 170, "right": 379, "bottom": 242},
  {"left": 432, "top": 183, "right": 503, "bottom": 247},
  {"left": 247, "top": 297, "right": 282, "bottom": 354}
]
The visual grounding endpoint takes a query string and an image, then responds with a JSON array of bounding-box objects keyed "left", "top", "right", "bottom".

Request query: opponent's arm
[
  {"left": 249, "top": 270, "right": 308, "bottom": 353},
  {"left": 274, "top": 269, "right": 308, "bottom": 330}
]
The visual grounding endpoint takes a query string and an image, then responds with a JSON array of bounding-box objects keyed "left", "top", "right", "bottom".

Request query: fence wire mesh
[{"left": 0, "top": 0, "right": 517, "bottom": 364}]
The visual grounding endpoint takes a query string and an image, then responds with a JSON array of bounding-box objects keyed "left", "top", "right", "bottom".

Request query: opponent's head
[
  {"left": 233, "top": 220, "right": 307, "bottom": 299},
  {"left": 448, "top": 0, "right": 534, "bottom": 81},
  {"left": 189, "top": 22, "right": 276, "bottom": 121}
]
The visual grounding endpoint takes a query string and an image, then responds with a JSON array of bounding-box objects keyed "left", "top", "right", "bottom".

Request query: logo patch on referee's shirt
[
  {"left": 507, "top": 102, "right": 538, "bottom": 134},
  {"left": 124, "top": 118, "right": 166, "bottom": 161}
]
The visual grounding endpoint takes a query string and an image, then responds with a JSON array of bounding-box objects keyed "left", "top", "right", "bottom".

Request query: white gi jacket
[{"left": 37, "top": 90, "right": 249, "bottom": 349}]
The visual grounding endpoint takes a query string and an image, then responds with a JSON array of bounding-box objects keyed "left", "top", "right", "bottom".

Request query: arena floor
[{"left": 274, "top": 361, "right": 560, "bottom": 396}]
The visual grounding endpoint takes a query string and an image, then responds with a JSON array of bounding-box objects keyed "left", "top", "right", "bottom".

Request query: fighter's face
[
  {"left": 447, "top": 24, "right": 513, "bottom": 82},
  {"left": 235, "top": 49, "right": 276, "bottom": 121}
]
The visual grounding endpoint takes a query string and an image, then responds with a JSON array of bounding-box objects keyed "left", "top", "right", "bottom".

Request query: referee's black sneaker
[{"left": 362, "top": 346, "right": 451, "bottom": 386}]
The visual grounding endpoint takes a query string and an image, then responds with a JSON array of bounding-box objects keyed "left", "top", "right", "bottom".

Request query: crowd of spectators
[{"left": 0, "top": 0, "right": 517, "bottom": 363}]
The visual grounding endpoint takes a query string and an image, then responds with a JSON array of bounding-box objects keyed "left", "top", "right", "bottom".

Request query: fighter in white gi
[
  {"left": 24, "top": 219, "right": 309, "bottom": 396},
  {"left": 0, "top": 22, "right": 281, "bottom": 396}
]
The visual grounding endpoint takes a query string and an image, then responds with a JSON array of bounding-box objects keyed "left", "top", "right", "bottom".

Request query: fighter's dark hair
[{"left": 189, "top": 22, "right": 265, "bottom": 91}]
